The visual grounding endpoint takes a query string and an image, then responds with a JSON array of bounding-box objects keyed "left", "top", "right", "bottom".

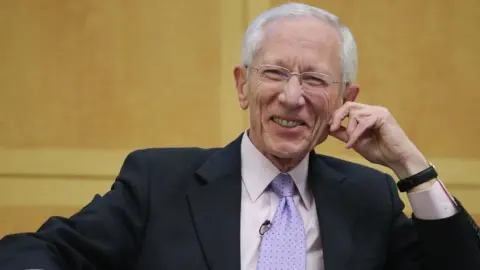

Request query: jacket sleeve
[
  {"left": 384, "top": 173, "right": 480, "bottom": 270},
  {"left": 0, "top": 150, "right": 151, "bottom": 270}
]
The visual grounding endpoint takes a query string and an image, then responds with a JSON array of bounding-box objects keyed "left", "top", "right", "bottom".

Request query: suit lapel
[
  {"left": 308, "top": 153, "right": 355, "bottom": 270},
  {"left": 186, "top": 136, "right": 356, "bottom": 270},
  {"left": 186, "top": 135, "right": 243, "bottom": 270}
]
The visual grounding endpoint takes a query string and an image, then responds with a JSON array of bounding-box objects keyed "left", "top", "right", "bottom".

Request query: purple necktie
[{"left": 257, "top": 173, "right": 306, "bottom": 270}]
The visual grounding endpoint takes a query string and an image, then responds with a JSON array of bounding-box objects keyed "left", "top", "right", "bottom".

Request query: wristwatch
[{"left": 397, "top": 164, "right": 438, "bottom": 192}]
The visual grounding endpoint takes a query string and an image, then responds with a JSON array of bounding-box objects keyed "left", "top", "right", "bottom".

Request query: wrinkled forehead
[{"left": 254, "top": 16, "right": 342, "bottom": 73}]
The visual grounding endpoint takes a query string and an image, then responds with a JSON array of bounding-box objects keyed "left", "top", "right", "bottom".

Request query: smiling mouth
[{"left": 271, "top": 117, "right": 306, "bottom": 128}]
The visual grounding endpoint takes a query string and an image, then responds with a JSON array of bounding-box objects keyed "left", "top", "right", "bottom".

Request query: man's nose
[{"left": 278, "top": 75, "right": 305, "bottom": 107}]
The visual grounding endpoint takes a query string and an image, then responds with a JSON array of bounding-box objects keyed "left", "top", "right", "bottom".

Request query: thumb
[{"left": 329, "top": 126, "right": 348, "bottom": 143}]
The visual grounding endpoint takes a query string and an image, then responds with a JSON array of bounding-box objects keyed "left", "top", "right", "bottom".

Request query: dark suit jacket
[{"left": 1, "top": 134, "right": 480, "bottom": 270}]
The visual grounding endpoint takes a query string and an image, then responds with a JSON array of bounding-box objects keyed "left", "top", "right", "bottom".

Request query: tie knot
[{"left": 271, "top": 173, "right": 295, "bottom": 197}]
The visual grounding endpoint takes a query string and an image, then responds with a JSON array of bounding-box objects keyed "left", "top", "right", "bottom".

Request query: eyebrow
[
  {"left": 269, "top": 59, "right": 331, "bottom": 74},
  {"left": 272, "top": 59, "right": 290, "bottom": 67}
]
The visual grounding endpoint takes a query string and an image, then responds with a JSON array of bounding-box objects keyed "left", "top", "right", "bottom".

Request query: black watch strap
[{"left": 397, "top": 165, "right": 438, "bottom": 192}]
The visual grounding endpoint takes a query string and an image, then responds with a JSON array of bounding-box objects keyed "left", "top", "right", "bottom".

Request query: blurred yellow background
[{"left": 1, "top": 0, "right": 479, "bottom": 237}]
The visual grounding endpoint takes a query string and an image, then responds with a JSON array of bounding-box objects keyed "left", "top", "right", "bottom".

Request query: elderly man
[{"left": 1, "top": 3, "right": 479, "bottom": 270}]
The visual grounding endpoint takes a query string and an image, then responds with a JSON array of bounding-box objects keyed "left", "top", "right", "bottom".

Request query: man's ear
[
  {"left": 234, "top": 65, "right": 249, "bottom": 110},
  {"left": 343, "top": 83, "right": 360, "bottom": 103}
]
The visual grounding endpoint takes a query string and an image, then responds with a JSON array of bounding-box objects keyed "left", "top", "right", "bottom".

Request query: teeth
[{"left": 272, "top": 117, "right": 304, "bottom": 128}]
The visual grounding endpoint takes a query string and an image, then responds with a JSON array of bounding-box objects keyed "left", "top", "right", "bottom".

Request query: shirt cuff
[{"left": 407, "top": 179, "right": 458, "bottom": 220}]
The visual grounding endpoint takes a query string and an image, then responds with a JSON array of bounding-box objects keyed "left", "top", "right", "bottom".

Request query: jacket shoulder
[{"left": 126, "top": 147, "right": 220, "bottom": 169}]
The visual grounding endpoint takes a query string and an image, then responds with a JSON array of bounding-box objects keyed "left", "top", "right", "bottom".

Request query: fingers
[
  {"left": 328, "top": 101, "right": 378, "bottom": 148},
  {"left": 330, "top": 102, "right": 362, "bottom": 132},
  {"left": 329, "top": 102, "right": 394, "bottom": 153},
  {"left": 345, "top": 115, "right": 357, "bottom": 137},
  {"left": 345, "top": 116, "right": 377, "bottom": 148},
  {"left": 329, "top": 126, "right": 348, "bottom": 143},
  {"left": 345, "top": 107, "right": 371, "bottom": 133},
  {"left": 329, "top": 115, "right": 376, "bottom": 148}
]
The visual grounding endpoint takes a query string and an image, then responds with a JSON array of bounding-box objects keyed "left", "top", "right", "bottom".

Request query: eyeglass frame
[{"left": 245, "top": 64, "right": 343, "bottom": 91}]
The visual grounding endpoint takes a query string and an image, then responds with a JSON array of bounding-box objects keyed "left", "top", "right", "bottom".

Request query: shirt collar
[{"left": 240, "top": 130, "right": 313, "bottom": 210}]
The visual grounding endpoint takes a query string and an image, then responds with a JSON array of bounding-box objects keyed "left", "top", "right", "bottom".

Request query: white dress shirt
[{"left": 239, "top": 131, "right": 458, "bottom": 270}]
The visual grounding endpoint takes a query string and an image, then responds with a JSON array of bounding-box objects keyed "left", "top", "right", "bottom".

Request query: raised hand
[{"left": 329, "top": 101, "right": 429, "bottom": 179}]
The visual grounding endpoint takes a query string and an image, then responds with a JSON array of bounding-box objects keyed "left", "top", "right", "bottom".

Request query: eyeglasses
[{"left": 247, "top": 64, "right": 341, "bottom": 92}]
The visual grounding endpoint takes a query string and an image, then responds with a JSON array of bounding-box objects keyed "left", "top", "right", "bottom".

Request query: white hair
[{"left": 241, "top": 3, "right": 358, "bottom": 90}]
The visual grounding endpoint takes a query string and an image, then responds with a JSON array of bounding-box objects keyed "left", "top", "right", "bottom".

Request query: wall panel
[{"left": 0, "top": 0, "right": 222, "bottom": 149}]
